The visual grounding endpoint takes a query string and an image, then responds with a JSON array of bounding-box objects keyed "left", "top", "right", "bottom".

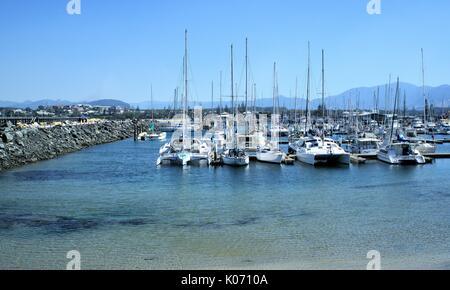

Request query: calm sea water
[{"left": 0, "top": 137, "right": 450, "bottom": 270}]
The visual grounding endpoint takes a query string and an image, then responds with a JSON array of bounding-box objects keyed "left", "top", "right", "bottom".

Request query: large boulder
[
  {"left": 4, "top": 121, "right": 14, "bottom": 128},
  {"left": 15, "top": 131, "right": 24, "bottom": 139},
  {"left": 2, "top": 132, "right": 14, "bottom": 143}
]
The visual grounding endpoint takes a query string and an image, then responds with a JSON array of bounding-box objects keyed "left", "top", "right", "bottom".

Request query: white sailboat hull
[
  {"left": 256, "top": 151, "right": 284, "bottom": 164},
  {"left": 190, "top": 153, "right": 211, "bottom": 165},
  {"left": 297, "top": 152, "right": 350, "bottom": 166},
  {"left": 157, "top": 152, "right": 189, "bottom": 166},
  {"left": 223, "top": 156, "right": 250, "bottom": 167},
  {"left": 149, "top": 132, "right": 167, "bottom": 140},
  {"left": 377, "top": 151, "right": 426, "bottom": 165},
  {"left": 377, "top": 142, "right": 426, "bottom": 165}
]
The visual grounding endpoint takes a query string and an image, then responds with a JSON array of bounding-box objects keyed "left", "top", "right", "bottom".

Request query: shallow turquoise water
[{"left": 0, "top": 138, "right": 450, "bottom": 269}]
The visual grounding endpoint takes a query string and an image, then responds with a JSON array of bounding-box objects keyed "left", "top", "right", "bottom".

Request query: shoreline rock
[{"left": 0, "top": 120, "right": 143, "bottom": 171}]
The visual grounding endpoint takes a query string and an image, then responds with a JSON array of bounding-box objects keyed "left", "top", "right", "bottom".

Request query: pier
[{"left": 423, "top": 153, "right": 450, "bottom": 159}]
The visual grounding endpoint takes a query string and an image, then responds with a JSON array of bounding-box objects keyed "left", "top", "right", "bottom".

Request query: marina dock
[
  {"left": 351, "top": 152, "right": 450, "bottom": 164},
  {"left": 423, "top": 153, "right": 450, "bottom": 159}
]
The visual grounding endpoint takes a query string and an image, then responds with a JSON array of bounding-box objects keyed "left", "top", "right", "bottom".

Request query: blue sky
[{"left": 0, "top": 0, "right": 449, "bottom": 103}]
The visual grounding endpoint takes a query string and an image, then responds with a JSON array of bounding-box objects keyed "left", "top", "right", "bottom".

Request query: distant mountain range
[
  {"left": 319, "top": 82, "right": 450, "bottom": 110},
  {"left": 132, "top": 82, "right": 450, "bottom": 110},
  {"left": 0, "top": 99, "right": 131, "bottom": 109},
  {"left": 1, "top": 83, "right": 449, "bottom": 110}
]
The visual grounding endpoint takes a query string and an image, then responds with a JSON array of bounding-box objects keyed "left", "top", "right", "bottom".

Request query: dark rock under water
[{"left": 0, "top": 213, "right": 156, "bottom": 234}]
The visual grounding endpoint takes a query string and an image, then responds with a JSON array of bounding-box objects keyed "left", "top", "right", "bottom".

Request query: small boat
[
  {"left": 341, "top": 136, "right": 381, "bottom": 154},
  {"left": 411, "top": 140, "right": 436, "bottom": 154},
  {"left": 377, "top": 143, "right": 426, "bottom": 165},
  {"left": 141, "top": 131, "right": 167, "bottom": 141},
  {"left": 405, "top": 129, "right": 418, "bottom": 138},
  {"left": 256, "top": 145, "right": 284, "bottom": 164},
  {"left": 294, "top": 136, "right": 350, "bottom": 166},
  {"left": 149, "top": 132, "right": 167, "bottom": 140},
  {"left": 223, "top": 148, "right": 250, "bottom": 166},
  {"left": 413, "top": 118, "right": 426, "bottom": 134},
  {"left": 141, "top": 85, "right": 167, "bottom": 141},
  {"left": 397, "top": 133, "right": 436, "bottom": 154}
]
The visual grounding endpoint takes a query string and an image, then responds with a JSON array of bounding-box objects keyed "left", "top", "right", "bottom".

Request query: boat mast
[
  {"left": 245, "top": 38, "right": 248, "bottom": 112},
  {"left": 294, "top": 77, "right": 298, "bottom": 125},
  {"left": 231, "top": 44, "right": 237, "bottom": 149},
  {"left": 403, "top": 91, "right": 407, "bottom": 119},
  {"left": 421, "top": 48, "right": 427, "bottom": 124},
  {"left": 273, "top": 62, "right": 277, "bottom": 118},
  {"left": 305, "top": 42, "right": 311, "bottom": 135},
  {"left": 211, "top": 81, "right": 214, "bottom": 113},
  {"left": 183, "top": 30, "right": 188, "bottom": 145},
  {"left": 231, "top": 45, "right": 234, "bottom": 114},
  {"left": 173, "top": 87, "right": 178, "bottom": 114},
  {"left": 322, "top": 49, "right": 325, "bottom": 118},
  {"left": 389, "top": 77, "right": 400, "bottom": 144},
  {"left": 253, "top": 83, "right": 257, "bottom": 115},
  {"left": 376, "top": 86, "right": 380, "bottom": 113},
  {"left": 151, "top": 84, "right": 154, "bottom": 121},
  {"left": 384, "top": 75, "right": 391, "bottom": 126},
  {"left": 219, "top": 71, "right": 223, "bottom": 115}
]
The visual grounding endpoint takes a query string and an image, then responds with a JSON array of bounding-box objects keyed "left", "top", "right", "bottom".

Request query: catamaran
[
  {"left": 157, "top": 30, "right": 211, "bottom": 166},
  {"left": 294, "top": 136, "right": 350, "bottom": 165}
]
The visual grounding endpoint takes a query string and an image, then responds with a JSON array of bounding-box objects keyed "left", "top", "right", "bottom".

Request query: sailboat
[
  {"left": 223, "top": 44, "right": 250, "bottom": 167},
  {"left": 378, "top": 141, "right": 426, "bottom": 165},
  {"left": 237, "top": 38, "right": 267, "bottom": 158},
  {"left": 147, "top": 85, "right": 166, "bottom": 140},
  {"left": 291, "top": 44, "right": 350, "bottom": 166},
  {"left": 256, "top": 62, "right": 285, "bottom": 164},
  {"left": 157, "top": 30, "right": 211, "bottom": 166},
  {"left": 377, "top": 77, "right": 426, "bottom": 165},
  {"left": 294, "top": 136, "right": 350, "bottom": 165},
  {"left": 341, "top": 133, "right": 381, "bottom": 155}
]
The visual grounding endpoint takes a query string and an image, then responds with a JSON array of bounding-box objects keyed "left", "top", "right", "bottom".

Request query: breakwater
[{"left": 0, "top": 120, "right": 142, "bottom": 171}]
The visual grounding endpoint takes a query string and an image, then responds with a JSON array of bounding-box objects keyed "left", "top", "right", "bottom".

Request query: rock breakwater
[{"left": 0, "top": 120, "right": 138, "bottom": 171}]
